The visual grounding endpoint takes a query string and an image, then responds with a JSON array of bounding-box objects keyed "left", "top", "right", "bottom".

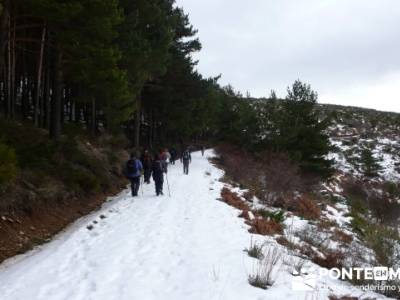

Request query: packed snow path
[
  {"left": 0, "top": 151, "right": 269, "bottom": 300},
  {"left": 0, "top": 151, "right": 390, "bottom": 300}
]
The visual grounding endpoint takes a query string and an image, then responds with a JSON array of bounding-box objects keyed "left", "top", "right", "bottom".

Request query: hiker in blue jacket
[{"left": 125, "top": 153, "right": 143, "bottom": 197}]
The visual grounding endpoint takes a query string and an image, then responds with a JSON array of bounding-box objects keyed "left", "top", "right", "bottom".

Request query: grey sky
[{"left": 175, "top": 0, "right": 400, "bottom": 113}]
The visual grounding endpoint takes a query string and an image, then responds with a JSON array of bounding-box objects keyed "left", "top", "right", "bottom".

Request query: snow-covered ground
[{"left": 0, "top": 151, "right": 391, "bottom": 299}]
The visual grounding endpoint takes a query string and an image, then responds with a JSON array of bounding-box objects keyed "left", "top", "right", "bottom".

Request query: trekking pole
[{"left": 166, "top": 173, "right": 171, "bottom": 197}]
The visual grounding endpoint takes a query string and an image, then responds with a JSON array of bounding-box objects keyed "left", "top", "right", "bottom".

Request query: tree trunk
[
  {"left": 148, "top": 109, "right": 153, "bottom": 149},
  {"left": 152, "top": 110, "right": 157, "bottom": 149},
  {"left": 44, "top": 61, "right": 51, "bottom": 130},
  {"left": 34, "top": 24, "right": 46, "bottom": 127},
  {"left": 90, "top": 97, "right": 96, "bottom": 135},
  {"left": 21, "top": 46, "right": 28, "bottom": 120},
  {"left": 84, "top": 102, "right": 89, "bottom": 126},
  {"left": 0, "top": 0, "right": 10, "bottom": 76},
  {"left": 134, "top": 95, "right": 141, "bottom": 149},
  {"left": 70, "top": 97, "right": 75, "bottom": 122},
  {"left": 74, "top": 101, "right": 80, "bottom": 124},
  {"left": 9, "top": 16, "right": 15, "bottom": 118},
  {"left": 6, "top": 15, "right": 11, "bottom": 118},
  {"left": 50, "top": 50, "right": 63, "bottom": 140}
]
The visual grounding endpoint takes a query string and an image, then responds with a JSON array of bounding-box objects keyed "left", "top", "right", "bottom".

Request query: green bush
[
  {"left": 256, "top": 209, "right": 285, "bottom": 224},
  {"left": 384, "top": 181, "right": 400, "bottom": 198},
  {"left": 60, "top": 138, "right": 103, "bottom": 173},
  {"left": 19, "top": 141, "right": 56, "bottom": 170},
  {"left": 0, "top": 120, "right": 56, "bottom": 169},
  {"left": 74, "top": 169, "right": 100, "bottom": 193},
  {"left": 350, "top": 212, "right": 368, "bottom": 236},
  {"left": 0, "top": 120, "right": 113, "bottom": 196},
  {"left": 107, "top": 150, "right": 119, "bottom": 164},
  {"left": 60, "top": 164, "right": 100, "bottom": 194},
  {"left": 63, "top": 123, "right": 88, "bottom": 138},
  {"left": 0, "top": 142, "right": 17, "bottom": 185},
  {"left": 342, "top": 140, "right": 354, "bottom": 146},
  {"left": 364, "top": 223, "right": 399, "bottom": 266},
  {"left": 108, "top": 134, "right": 129, "bottom": 149},
  {"left": 348, "top": 194, "right": 369, "bottom": 236},
  {"left": 359, "top": 148, "right": 382, "bottom": 177}
]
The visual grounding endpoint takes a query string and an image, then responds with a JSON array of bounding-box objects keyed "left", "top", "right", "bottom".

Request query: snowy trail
[{"left": 0, "top": 150, "right": 269, "bottom": 300}]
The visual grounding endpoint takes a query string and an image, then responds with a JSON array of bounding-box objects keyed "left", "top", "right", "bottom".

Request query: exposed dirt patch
[{"left": 0, "top": 183, "right": 125, "bottom": 263}]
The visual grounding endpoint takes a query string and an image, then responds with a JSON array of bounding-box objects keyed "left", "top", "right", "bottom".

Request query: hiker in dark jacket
[
  {"left": 201, "top": 145, "right": 205, "bottom": 156},
  {"left": 125, "top": 153, "right": 143, "bottom": 197},
  {"left": 181, "top": 148, "right": 192, "bottom": 175},
  {"left": 141, "top": 150, "right": 153, "bottom": 184},
  {"left": 152, "top": 154, "right": 167, "bottom": 196},
  {"left": 169, "top": 147, "right": 177, "bottom": 165}
]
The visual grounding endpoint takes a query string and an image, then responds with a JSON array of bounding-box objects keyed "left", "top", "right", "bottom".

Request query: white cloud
[
  {"left": 176, "top": 0, "right": 400, "bottom": 112},
  {"left": 320, "top": 72, "right": 400, "bottom": 113}
]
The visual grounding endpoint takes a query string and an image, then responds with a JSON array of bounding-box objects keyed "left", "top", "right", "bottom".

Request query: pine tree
[
  {"left": 20, "top": 0, "right": 131, "bottom": 136},
  {"left": 117, "top": 0, "right": 177, "bottom": 145},
  {"left": 275, "top": 80, "right": 333, "bottom": 177},
  {"left": 360, "top": 148, "right": 381, "bottom": 177},
  {"left": 139, "top": 4, "right": 207, "bottom": 145}
]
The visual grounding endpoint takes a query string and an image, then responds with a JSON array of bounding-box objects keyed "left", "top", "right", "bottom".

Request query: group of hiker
[{"left": 125, "top": 146, "right": 202, "bottom": 197}]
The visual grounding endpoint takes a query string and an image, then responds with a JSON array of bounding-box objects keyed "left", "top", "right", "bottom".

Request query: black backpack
[
  {"left": 183, "top": 151, "right": 190, "bottom": 160},
  {"left": 127, "top": 159, "right": 138, "bottom": 174},
  {"left": 153, "top": 160, "right": 164, "bottom": 174}
]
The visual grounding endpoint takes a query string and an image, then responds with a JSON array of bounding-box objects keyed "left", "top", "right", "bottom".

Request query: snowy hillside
[
  {"left": 322, "top": 104, "right": 400, "bottom": 182},
  {"left": 0, "top": 151, "right": 392, "bottom": 300}
]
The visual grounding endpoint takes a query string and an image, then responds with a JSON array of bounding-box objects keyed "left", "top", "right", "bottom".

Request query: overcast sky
[{"left": 175, "top": 0, "right": 400, "bottom": 113}]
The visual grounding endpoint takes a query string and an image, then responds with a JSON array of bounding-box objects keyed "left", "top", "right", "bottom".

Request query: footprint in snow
[{"left": 89, "top": 230, "right": 100, "bottom": 238}]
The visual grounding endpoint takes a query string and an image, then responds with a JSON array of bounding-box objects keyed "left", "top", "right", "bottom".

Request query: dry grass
[
  {"left": 331, "top": 229, "right": 353, "bottom": 244},
  {"left": 276, "top": 236, "right": 291, "bottom": 247},
  {"left": 295, "top": 195, "right": 321, "bottom": 220},
  {"left": 248, "top": 246, "right": 282, "bottom": 289},
  {"left": 298, "top": 244, "right": 315, "bottom": 258},
  {"left": 245, "top": 239, "right": 264, "bottom": 259},
  {"left": 312, "top": 250, "right": 345, "bottom": 269},
  {"left": 242, "top": 190, "right": 256, "bottom": 202},
  {"left": 317, "top": 218, "right": 337, "bottom": 231},
  {"left": 221, "top": 188, "right": 250, "bottom": 211},
  {"left": 248, "top": 219, "right": 283, "bottom": 236},
  {"left": 220, "top": 187, "right": 283, "bottom": 235},
  {"left": 296, "top": 224, "right": 328, "bottom": 249},
  {"left": 215, "top": 144, "right": 304, "bottom": 206},
  {"left": 329, "top": 296, "right": 359, "bottom": 300}
]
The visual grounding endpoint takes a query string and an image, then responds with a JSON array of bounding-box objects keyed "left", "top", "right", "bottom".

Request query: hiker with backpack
[
  {"left": 125, "top": 153, "right": 143, "bottom": 197},
  {"left": 181, "top": 148, "right": 192, "bottom": 175},
  {"left": 169, "top": 147, "right": 177, "bottom": 165},
  {"left": 160, "top": 148, "right": 171, "bottom": 165},
  {"left": 141, "top": 149, "right": 153, "bottom": 184},
  {"left": 152, "top": 153, "right": 168, "bottom": 196}
]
